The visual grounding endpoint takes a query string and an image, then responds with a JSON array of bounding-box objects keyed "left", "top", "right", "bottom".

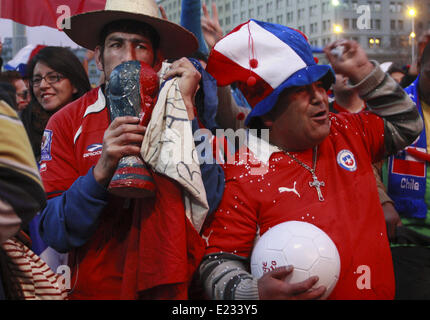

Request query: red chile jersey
[
  {"left": 203, "top": 111, "right": 395, "bottom": 300},
  {"left": 39, "top": 86, "right": 224, "bottom": 299}
]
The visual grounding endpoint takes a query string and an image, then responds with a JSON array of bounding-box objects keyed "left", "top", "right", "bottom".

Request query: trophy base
[
  {"left": 108, "top": 156, "right": 156, "bottom": 198},
  {"left": 108, "top": 182, "right": 156, "bottom": 198}
]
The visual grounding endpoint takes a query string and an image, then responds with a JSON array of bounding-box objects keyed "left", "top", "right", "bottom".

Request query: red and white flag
[
  {"left": 0, "top": 0, "right": 105, "bottom": 30},
  {"left": 391, "top": 147, "right": 427, "bottom": 178}
]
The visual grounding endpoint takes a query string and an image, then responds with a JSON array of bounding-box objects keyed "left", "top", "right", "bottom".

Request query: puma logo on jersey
[{"left": 279, "top": 182, "right": 301, "bottom": 198}]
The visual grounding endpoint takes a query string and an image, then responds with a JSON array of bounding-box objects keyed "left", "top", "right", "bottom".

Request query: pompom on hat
[
  {"left": 63, "top": 0, "right": 198, "bottom": 59},
  {"left": 206, "top": 19, "right": 335, "bottom": 125}
]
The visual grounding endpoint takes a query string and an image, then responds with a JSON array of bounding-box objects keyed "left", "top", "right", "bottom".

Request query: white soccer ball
[{"left": 250, "top": 221, "right": 341, "bottom": 299}]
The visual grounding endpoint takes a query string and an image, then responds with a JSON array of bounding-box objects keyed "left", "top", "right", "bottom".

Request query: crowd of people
[{"left": 0, "top": 0, "right": 429, "bottom": 300}]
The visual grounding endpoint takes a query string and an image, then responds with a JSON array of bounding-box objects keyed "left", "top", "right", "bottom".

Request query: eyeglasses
[{"left": 31, "top": 73, "right": 65, "bottom": 87}]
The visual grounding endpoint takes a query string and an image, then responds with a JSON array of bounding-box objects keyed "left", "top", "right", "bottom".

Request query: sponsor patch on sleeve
[
  {"left": 39, "top": 162, "right": 47, "bottom": 172},
  {"left": 41, "top": 129, "right": 53, "bottom": 161}
]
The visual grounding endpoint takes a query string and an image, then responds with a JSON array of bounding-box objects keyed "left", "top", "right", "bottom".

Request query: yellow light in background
[
  {"left": 375, "top": 38, "right": 380, "bottom": 44},
  {"left": 369, "top": 38, "right": 375, "bottom": 44},
  {"left": 407, "top": 7, "right": 417, "bottom": 66},
  {"left": 333, "top": 24, "right": 343, "bottom": 33},
  {"left": 331, "top": 0, "right": 340, "bottom": 6}
]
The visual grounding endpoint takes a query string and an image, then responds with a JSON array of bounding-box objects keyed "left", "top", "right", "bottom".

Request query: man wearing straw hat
[
  {"left": 199, "top": 20, "right": 422, "bottom": 300},
  {"left": 37, "top": 0, "right": 223, "bottom": 299}
]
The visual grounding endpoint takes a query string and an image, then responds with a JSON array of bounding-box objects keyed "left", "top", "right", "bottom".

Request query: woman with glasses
[
  {"left": 21, "top": 46, "right": 91, "bottom": 163},
  {"left": 18, "top": 47, "right": 91, "bottom": 284}
]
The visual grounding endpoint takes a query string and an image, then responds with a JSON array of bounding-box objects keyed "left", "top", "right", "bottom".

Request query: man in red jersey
[
  {"left": 199, "top": 20, "right": 422, "bottom": 300},
  {"left": 38, "top": 0, "right": 224, "bottom": 299}
]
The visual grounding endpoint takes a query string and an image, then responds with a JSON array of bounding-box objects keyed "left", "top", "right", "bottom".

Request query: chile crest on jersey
[{"left": 337, "top": 149, "right": 357, "bottom": 172}]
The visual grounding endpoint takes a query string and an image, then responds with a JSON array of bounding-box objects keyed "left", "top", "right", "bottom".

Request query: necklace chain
[
  {"left": 283, "top": 146, "right": 317, "bottom": 173},
  {"left": 282, "top": 145, "right": 325, "bottom": 201}
]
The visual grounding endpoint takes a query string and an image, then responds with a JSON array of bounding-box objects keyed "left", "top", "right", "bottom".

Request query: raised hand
[
  {"left": 158, "top": 5, "right": 168, "bottom": 20},
  {"left": 201, "top": 2, "right": 224, "bottom": 51},
  {"left": 324, "top": 39, "right": 374, "bottom": 84}
]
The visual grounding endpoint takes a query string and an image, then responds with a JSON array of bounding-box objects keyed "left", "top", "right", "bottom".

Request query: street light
[
  {"left": 333, "top": 24, "right": 343, "bottom": 40},
  {"left": 368, "top": 37, "right": 380, "bottom": 48},
  {"left": 334, "top": 24, "right": 343, "bottom": 34},
  {"left": 332, "top": 0, "right": 341, "bottom": 40},
  {"left": 408, "top": 6, "right": 417, "bottom": 65}
]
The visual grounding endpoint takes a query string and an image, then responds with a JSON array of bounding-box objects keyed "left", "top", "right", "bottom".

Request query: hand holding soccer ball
[
  {"left": 251, "top": 221, "right": 341, "bottom": 300},
  {"left": 257, "top": 265, "right": 326, "bottom": 300}
]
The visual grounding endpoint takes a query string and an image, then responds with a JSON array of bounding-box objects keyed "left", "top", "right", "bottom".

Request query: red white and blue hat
[{"left": 206, "top": 19, "right": 335, "bottom": 125}]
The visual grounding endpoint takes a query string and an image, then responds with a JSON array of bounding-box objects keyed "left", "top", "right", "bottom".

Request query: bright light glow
[
  {"left": 410, "top": 32, "right": 416, "bottom": 38},
  {"left": 333, "top": 24, "right": 343, "bottom": 33},
  {"left": 408, "top": 8, "right": 417, "bottom": 17},
  {"left": 332, "top": 0, "right": 340, "bottom": 6}
]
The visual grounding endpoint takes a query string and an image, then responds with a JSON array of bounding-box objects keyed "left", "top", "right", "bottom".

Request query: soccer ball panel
[
  {"left": 309, "top": 257, "right": 340, "bottom": 299},
  {"left": 285, "top": 268, "right": 310, "bottom": 284},
  {"left": 313, "top": 233, "right": 338, "bottom": 259},
  {"left": 285, "top": 220, "right": 321, "bottom": 239},
  {"left": 250, "top": 249, "right": 288, "bottom": 279},
  {"left": 266, "top": 229, "right": 293, "bottom": 251},
  {"left": 283, "top": 236, "right": 319, "bottom": 271}
]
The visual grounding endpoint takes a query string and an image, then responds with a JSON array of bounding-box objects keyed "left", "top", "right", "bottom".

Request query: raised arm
[{"left": 324, "top": 40, "right": 423, "bottom": 156}]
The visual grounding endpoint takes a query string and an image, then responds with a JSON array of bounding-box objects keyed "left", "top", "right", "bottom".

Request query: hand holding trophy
[{"left": 106, "top": 60, "right": 159, "bottom": 198}]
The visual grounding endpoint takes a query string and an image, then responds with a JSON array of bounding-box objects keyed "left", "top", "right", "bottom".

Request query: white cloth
[{"left": 141, "top": 65, "right": 209, "bottom": 233}]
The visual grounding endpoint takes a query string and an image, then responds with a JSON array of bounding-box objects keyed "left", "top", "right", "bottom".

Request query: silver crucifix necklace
[{"left": 282, "top": 145, "right": 325, "bottom": 201}]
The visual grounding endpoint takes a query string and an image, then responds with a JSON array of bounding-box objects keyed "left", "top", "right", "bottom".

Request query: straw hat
[{"left": 63, "top": 0, "right": 198, "bottom": 59}]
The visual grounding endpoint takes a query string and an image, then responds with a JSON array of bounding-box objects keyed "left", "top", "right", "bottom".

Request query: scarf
[{"left": 387, "top": 76, "right": 427, "bottom": 219}]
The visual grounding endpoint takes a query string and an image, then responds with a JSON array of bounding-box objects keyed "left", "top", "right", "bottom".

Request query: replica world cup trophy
[{"left": 106, "top": 60, "right": 159, "bottom": 198}]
